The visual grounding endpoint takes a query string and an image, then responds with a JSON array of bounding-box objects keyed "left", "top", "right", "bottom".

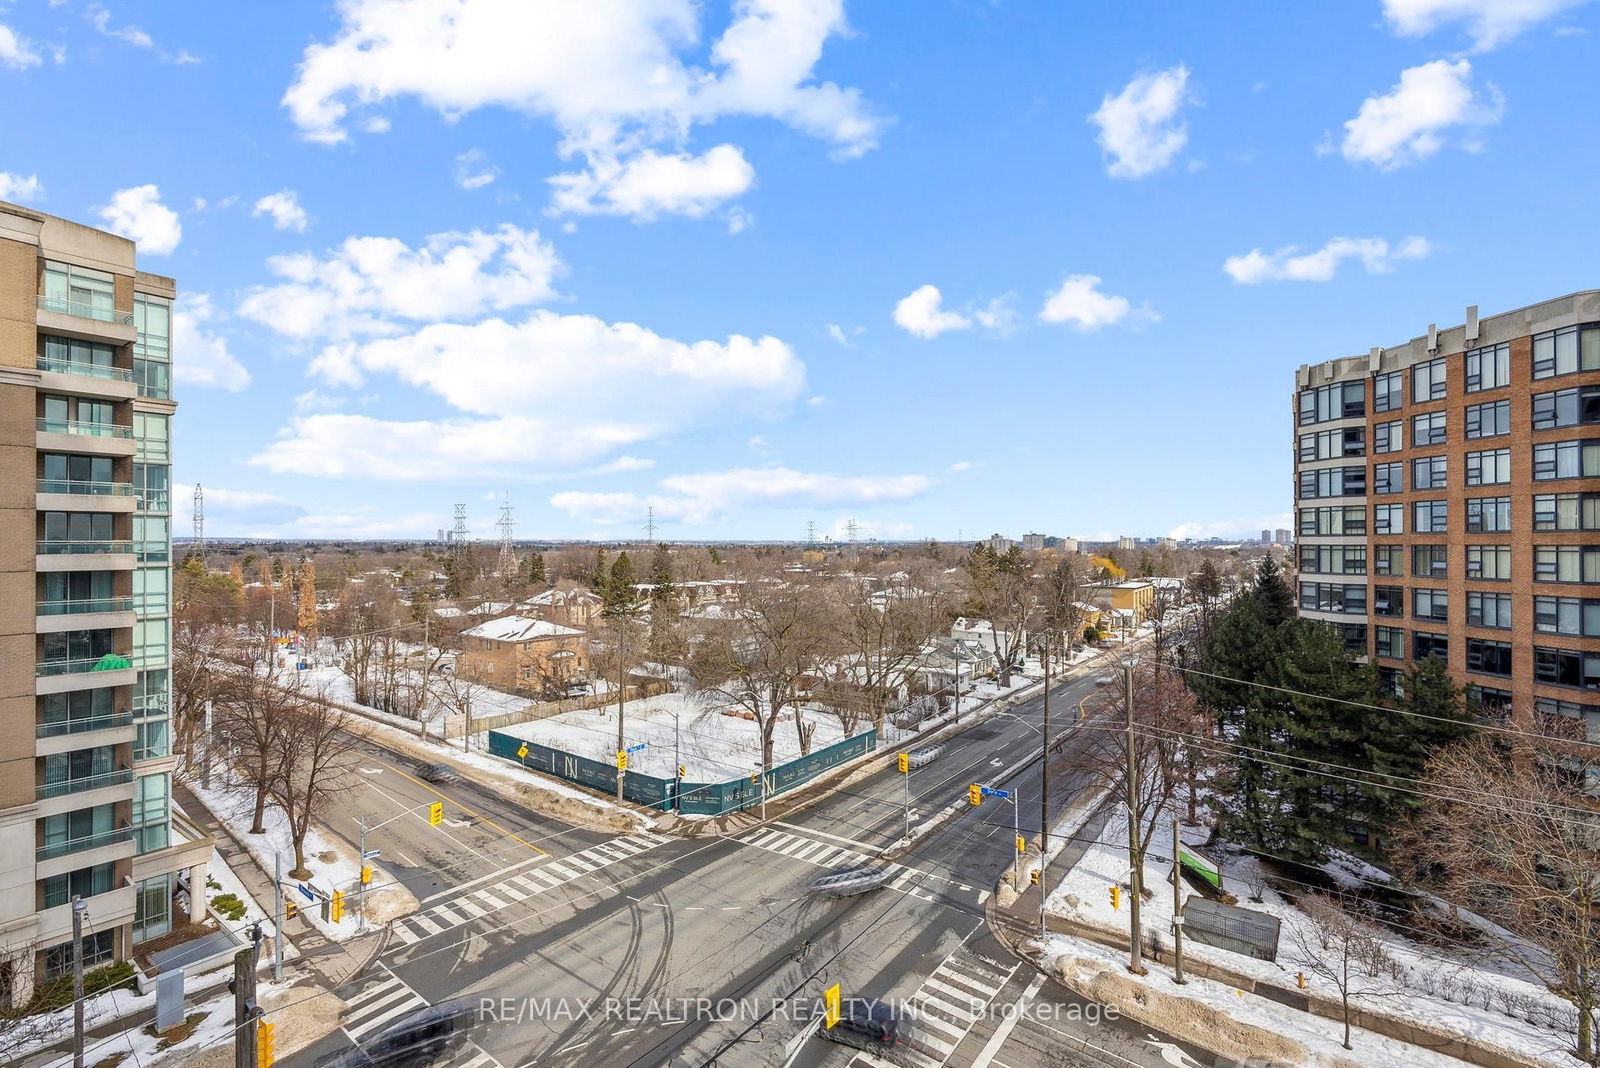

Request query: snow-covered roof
[
  {"left": 524, "top": 588, "right": 600, "bottom": 606},
  {"left": 462, "top": 615, "right": 585, "bottom": 642},
  {"left": 432, "top": 606, "right": 463, "bottom": 618},
  {"left": 466, "top": 600, "right": 512, "bottom": 616}
]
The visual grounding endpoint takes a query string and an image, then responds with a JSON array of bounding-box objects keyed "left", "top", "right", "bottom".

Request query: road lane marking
[
  {"left": 379, "top": 759, "right": 547, "bottom": 856},
  {"left": 970, "top": 975, "right": 1041, "bottom": 1067}
]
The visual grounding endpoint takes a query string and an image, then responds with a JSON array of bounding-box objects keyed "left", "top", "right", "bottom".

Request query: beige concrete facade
[
  {"left": 1294, "top": 291, "right": 1600, "bottom": 791},
  {"left": 0, "top": 201, "right": 207, "bottom": 1005}
]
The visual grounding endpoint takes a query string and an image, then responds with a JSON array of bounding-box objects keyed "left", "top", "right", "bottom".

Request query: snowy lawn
[{"left": 1045, "top": 802, "right": 1583, "bottom": 1066}]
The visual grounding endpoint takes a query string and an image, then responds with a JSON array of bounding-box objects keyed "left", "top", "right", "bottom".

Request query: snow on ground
[
  {"left": 492, "top": 690, "right": 858, "bottom": 781},
  {"left": 187, "top": 778, "right": 414, "bottom": 941},
  {"left": 1045, "top": 803, "right": 1582, "bottom": 1067},
  {"left": 201, "top": 844, "right": 278, "bottom": 943}
]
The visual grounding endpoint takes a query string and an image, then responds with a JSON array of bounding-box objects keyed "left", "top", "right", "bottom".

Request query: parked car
[
  {"left": 416, "top": 762, "right": 459, "bottom": 785},
  {"left": 908, "top": 745, "right": 941, "bottom": 769},
  {"left": 316, "top": 998, "right": 480, "bottom": 1067},
  {"left": 817, "top": 998, "right": 917, "bottom": 1057},
  {"left": 808, "top": 865, "right": 891, "bottom": 898}
]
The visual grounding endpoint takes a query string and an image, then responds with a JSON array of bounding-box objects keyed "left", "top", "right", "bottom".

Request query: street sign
[
  {"left": 981, "top": 786, "right": 1011, "bottom": 800},
  {"left": 297, "top": 883, "right": 315, "bottom": 902},
  {"left": 362, "top": 849, "right": 381, "bottom": 860},
  {"left": 626, "top": 742, "right": 647, "bottom": 754},
  {"left": 516, "top": 743, "right": 529, "bottom": 759}
]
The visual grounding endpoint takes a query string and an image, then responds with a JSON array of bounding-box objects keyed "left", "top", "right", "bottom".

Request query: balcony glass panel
[
  {"left": 37, "top": 712, "right": 133, "bottom": 738},
  {"left": 36, "top": 768, "right": 132, "bottom": 800},
  {"left": 37, "top": 597, "right": 134, "bottom": 616},
  {"left": 36, "top": 824, "right": 135, "bottom": 861},
  {"left": 36, "top": 417, "right": 134, "bottom": 439}
]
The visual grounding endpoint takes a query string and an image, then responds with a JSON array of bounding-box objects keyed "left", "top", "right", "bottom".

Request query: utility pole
[
  {"left": 1171, "top": 819, "right": 1187, "bottom": 984},
  {"left": 231, "top": 928, "right": 261, "bottom": 1068},
  {"left": 903, "top": 759, "right": 911, "bottom": 842},
  {"left": 272, "top": 853, "right": 284, "bottom": 982},
  {"left": 615, "top": 625, "right": 626, "bottom": 802},
  {"left": 1124, "top": 660, "right": 1145, "bottom": 974},
  {"left": 356, "top": 816, "right": 368, "bottom": 931},
  {"left": 1039, "top": 642, "right": 1051, "bottom": 940},
  {"left": 202, "top": 698, "right": 213, "bottom": 789},
  {"left": 71, "top": 896, "right": 85, "bottom": 1068},
  {"left": 952, "top": 641, "right": 962, "bottom": 724}
]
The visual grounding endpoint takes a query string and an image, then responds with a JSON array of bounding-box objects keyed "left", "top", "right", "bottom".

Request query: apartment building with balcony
[
  {"left": 1293, "top": 291, "right": 1600, "bottom": 793},
  {"left": 0, "top": 202, "right": 210, "bottom": 1004}
]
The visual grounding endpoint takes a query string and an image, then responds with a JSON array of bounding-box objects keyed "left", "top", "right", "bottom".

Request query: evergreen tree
[
  {"left": 524, "top": 552, "right": 547, "bottom": 587},
  {"left": 442, "top": 554, "right": 465, "bottom": 600},
  {"left": 708, "top": 546, "right": 723, "bottom": 566},
  {"left": 1138, "top": 549, "right": 1155, "bottom": 578},
  {"left": 589, "top": 547, "right": 609, "bottom": 592},
  {"left": 410, "top": 585, "right": 435, "bottom": 626},
  {"left": 1251, "top": 556, "right": 1295, "bottom": 627},
  {"left": 648, "top": 543, "right": 674, "bottom": 603},
  {"left": 603, "top": 552, "right": 638, "bottom": 617},
  {"left": 1353, "top": 656, "right": 1473, "bottom": 849}
]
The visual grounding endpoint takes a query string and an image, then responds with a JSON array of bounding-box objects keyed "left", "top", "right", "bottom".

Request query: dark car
[
  {"left": 416, "top": 763, "right": 459, "bottom": 785},
  {"left": 316, "top": 999, "right": 480, "bottom": 1067},
  {"left": 818, "top": 998, "right": 916, "bottom": 1057},
  {"left": 807, "top": 865, "right": 891, "bottom": 898}
]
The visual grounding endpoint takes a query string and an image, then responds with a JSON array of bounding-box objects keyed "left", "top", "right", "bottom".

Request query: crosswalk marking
[
  {"left": 737, "top": 829, "right": 954, "bottom": 904},
  {"left": 386, "top": 833, "right": 668, "bottom": 945},
  {"left": 343, "top": 974, "right": 428, "bottom": 1042}
]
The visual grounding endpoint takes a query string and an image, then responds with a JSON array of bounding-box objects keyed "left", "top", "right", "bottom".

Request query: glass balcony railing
[
  {"left": 37, "top": 295, "right": 134, "bottom": 325},
  {"left": 36, "top": 479, "right": 136, "bottom": 497},
  {"left": 36, "top": 767, "right": 133, "bottom": 801},
  {"left": 36, "top": 824, "right": 136, "bottom": 862},
  {"left": 36, "top": 597, "right": 134, "bottom": 616},
  {"left": 36, "top": 540, "right": 134, "bottom": 556},
  {"left": 37, "top": 712, "right": 135, "bottom": 739},
  {"left": 36, "top": 418, "right": 134, "bottom": 439},
  {"left": 133, "top": 694, "right": 169, "bottom": 717},
  {"left": 37, "top": 654, "right": 132, "bottom": 678},
  {"left": 36, "top": 356, "right": 135, "bottom": 383}
]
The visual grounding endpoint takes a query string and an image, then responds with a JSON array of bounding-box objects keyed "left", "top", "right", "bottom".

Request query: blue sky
[{"left": 2, "top": 0, "right": 1596, "bottom": 543}]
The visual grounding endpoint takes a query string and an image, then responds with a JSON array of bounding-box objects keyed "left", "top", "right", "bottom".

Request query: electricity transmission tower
[
  {"left": 451, "top": 504, "right": 468, "bottom": 557},
  {"left": 806, "top": 520, "right": 816, "bottom": 546},
  {"left": 497, "top": 493, "right": 517, "bottom": 577},
  {"left": 645, "top": 506, "right": 656, "bottom": 544},
  {"left": 192, "top": 484, "right": 205, "bottom": 565}
]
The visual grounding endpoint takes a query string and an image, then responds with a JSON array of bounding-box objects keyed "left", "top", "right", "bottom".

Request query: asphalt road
[{"left": 284, "top": 656, "right": 1218, "bottom": 1068}]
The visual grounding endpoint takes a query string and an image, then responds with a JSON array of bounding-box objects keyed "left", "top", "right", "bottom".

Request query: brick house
[{"left": 458, "top": 616, "right": 589, "bottom": 696}]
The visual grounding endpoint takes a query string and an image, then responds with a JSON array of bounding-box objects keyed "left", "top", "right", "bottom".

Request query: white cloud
[
  {"left": 239, "top": 224, "right": 564, "bottom": 339},
  {"left": 1338, "top": 59, "right": 1503, "bottom": 170},
  {"left": 253, "top": 311, "right": 805, "bottom": 480},
  {"left": 949, "top": 460, "right": 976, "bottom": 472},
  {"left": 454, "top": 149, "right": 500, "bottom": 191},
  {"left": 252, "top": 189, "right": 309, "bottom": 233},
  {"left": 0, "top": 23, "right": 42, "bottom": 69},
  {"left": 0, "top": 171, "right": 43, "bottom": 202},
  {"left": 292, "top": 390, "right": 347, "bottom": 415},
  {"left": 550, "top": 466, "right": 933, "bottom": 525},
  {"left": 1038, "top": 275, "right": 1153, "bottom": 330},
  {"left": 1088, "top": 65, "right": 1192, "bottom": 179},
  {"left": 95, "top": 184, "right": 181, "bottom": 255},
  {"left": 893, "top": 285, "right": 970, "bottom": 340},
  {"left": 176, "top": 483, "right": 306, "bottom": 527},
  {"left": 827, "top": 324, "right": 848, "bottom": 345},
  {"left": 1224, "top": 235, "right": 1431, "bottom": 284},
  {"left": 87, "top": 5, "right": 153, "bottom": 49},
  {"left": 172, "top": 294, "right": 251, "bottom": 391},
  {"left": 549, "top": 144, "right": 755, "bottom": 220},
  {"left": 1382, "top": 0, "right": 1589, "bottom": 50},
  {"left": 973, "top": 296, "right": 1018, "bottom": 336},
  {"left": 281, "top": 0, "right": 880, "bottom": 221},
  {"left": 1168, "top": 514, "right": 1293, "bottom": 541}
]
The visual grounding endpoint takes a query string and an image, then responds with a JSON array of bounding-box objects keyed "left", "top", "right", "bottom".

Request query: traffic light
[
  {"left": 750, "top": 770, "right": 760, "bottom": 785},
  {"left": 428, "top": 801, "right": 443, "bottom": 827},
  {"left": 257, "top": 1021, "right": 276, "bottom": 1068},
  {"left": 360, "top": 866, "right": 373, "bottom": 886},
  {"left": 284, "top": 898, "right": 297, "bottom": 920},
  {"left": 1016, "top": 835, "right": 1026, "bottom": 854},
  {"left": 616, "top": 750, "right": 628, "bottom": 771},
  {"left": 331, "top": 890, "right": 345, "bottom": 923},
  {"left": 1109, "top": 884, "right": 1121, "bottom": 911},
  {"left": 896, "top": 753, "right": 909, "bottom": 774},
  {"left": 823, "top": 983, "right": 841, "bottom": 1030},
  {"left": 968, "top": 783, "right": 982, "bottom": 806},
  {"left": 1030, "top": 869, "right": 1040, "bottom": 886},
  {"left": 678, "top": 765, "right": 687, "bottom": 779}
]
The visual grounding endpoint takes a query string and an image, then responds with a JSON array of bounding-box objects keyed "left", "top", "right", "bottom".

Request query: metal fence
[{"left": 486, "top": 727, "right": 878, "bottom": 814}]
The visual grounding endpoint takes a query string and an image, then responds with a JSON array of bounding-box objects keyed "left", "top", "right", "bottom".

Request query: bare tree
[
  {"left": 1396, "top": 736, "right": 1600, "bottom": 1063},
  {"left": 216, "top": 648, "right": 299, "bottom": 835},
  {"left": 271, "top": 691, "right": 361, "bottom": 879},
  {"left": 0, "top": 937, "right": 62, "bottom": 1060},
  {"left": 830, "top": 573, "right": 943, "bottom": 736},
  {"left": 1288, "top": 893, "right": 1402, "bottom": 1051},
  {"left": 1036, "top": 554, "right": 1087, "bottom": 662}
]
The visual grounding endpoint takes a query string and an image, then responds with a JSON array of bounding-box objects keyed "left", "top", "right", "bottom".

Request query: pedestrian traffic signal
[
  {"left": 1016, "top": 835, "right": 1026, "bottom": 854},
  {"left": 428, "top": 801, "right": 443, "bottom": 826},
  {"left": 257, "top": 1021, "right": 276, "bottom": 1068},
  {"left": 330, "top": 890, "right": 345, "bottom": 923},
  {"left": 1030, "top": 869, "right": 1040, "bottom": 886},
  {"left": 360, "top": 866, "right": 372, "bottom": 886},
  {"left": 1109, "top": 884, "right": 1120, "bottom": 911},
  {"left": 616, "top": 750, "right": 628, "bottom": 771},
  {"left": 968, "top": 783, "right": 982, "bottom": 806},
  {"left": 896, "top": 753, "right": 909, "bottom": 774},
  {"left": 823, "top": 983, "right": 841, "bottom": 1029}
]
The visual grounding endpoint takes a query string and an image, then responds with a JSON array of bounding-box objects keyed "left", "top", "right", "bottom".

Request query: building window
[
  {"left": 1412, "top": 588, "right": 1448, "bottom": 622},
  {"left": 1412, "top": 544, "right": 1448, "bottom": 578},
  {"left": 1298, "top": 427, "right": 1365, "bottom": 461},
  {"left": 1332, "top": 622, "right": 1367, "bottom": 653},
  {"left": 42, "top": 262, "right": 116, "bottom": 318},
  {"left": 1413, "top": 631, "right": 1449, "bottom": 660},
  {"left": 1412, "top": 411, "right": 1447, "bottom": 446},
  {"left": 1413, "top": 500, "right": 1448, "bottom": 533},
  {"left": 133, "top": 773, "right": 169, "bottom": 853},
  {"left": 134, "top": 719, "right": 169, "bottom": 760},
  {"left": 1535, "top": 545, "right": 1600, "bottom": 584},
  {"left": 1465, "top": 496, "right": 1511, "bottom": 533},
  {"left": 1464, "top": 399, "right": 1510, "bottom": 439},
  {"left": 1372, "top": 585, "right": 1403, "bottom": 617},
  {"left": 133, "top": 515, "right": 170, "bottom": 563},
  {"left": 133, "top": 463, "right": 169, "bottom": 513},
  {"left": 1533, "top": 493, "right": 1600, "bottom": 532},
  {"left": 1377, "top": 667, "right": 1403, "bottom": 697},
  {"left": 42, "top": 931, "right": 115, "bottom": 979},
  {"left": 42, "top": 862, "right": 117, "bottom": 909},
  {"left": 1534, "top": 597, "right": 1600, "bottom": 637},
  {"left": 1464, "top": 342, "right": 1510, "bottom": 392},
  {"left": 1297, "top": 381, "right": 1365, "bottom": 425},
  {"left": 133, "top": 296, "right": 171, "bottom": 400},
  {"left": 1373, "top": 371, "right": 1403, "bottom": 413},
  {"left": 1374, "top": 626, "right": 1403, "bottom": 659},
  {"left": 133, "top": 874, "right": 172, "bottom": 943},
  {"left": 1373, "top": 546, "right": 1404, "bottom": 576},
  {"left": 1299, "top": 582, "right": 1367, "bottom": 614},
  {"left": 1533, "top": 439, "right": 1600, "bottom": 480},
  {"left": 1464, "top": 448, "right": 1511, "bottom": 486},
  {"left": 1467, "top": 685, "right": 1513, "bottom": 722},
  {"left": 1530, "top": 323, "right": 1600, "bottom": 379},
  {"left": 1299, "top": 505, "right": 1366, "bottom": 537},
  {"left": 1299, "top": 545, "right": 1366, "bottom": 575},
  {"left": 1465, "top": 544, "right": 1512, "bottom": 581},
  {"left": 1466, "top": 638, "right": 1514, "bottom": 677},
  {"left": 1534, "top": 647, "right": 1600, "bottom": 690},
  {"left": 1535, "top": 698, "right": 1599, "bottom": 743},
  {"left": 134, "top": 413, "right": 170, "bottom": 463},
  {"left": 1467, "top": 591, "right": 1513, "bottom": 629},
  {"left": 1373, "top": 462, "right": 1404, "bottom": 495},
  {"left": 1374, "top": 503, "right": 1405, "bottom": 535},
  {"left": 1412, "top": 455, "right": 1448, "bottom": 490},
  {"left": 41, "top": 805, "right": 117, "bottom": 855},
  {"left": 1532, "top": 386, "right": 1600, "bottom": 430},
  {"left": 1297, "top": 466, "right": 1366, "bottom": 499},
  {"left": 1412, "top": 357, "right": 1448, "bottom": 403}
]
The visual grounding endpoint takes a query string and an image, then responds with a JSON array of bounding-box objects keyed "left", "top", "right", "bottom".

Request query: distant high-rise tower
[
  {"left": 1261, "top": 529, "right": 1272, "bottom": 544},
  {"left": 192, "top": 483, "right": 205, "bottom": 564}
]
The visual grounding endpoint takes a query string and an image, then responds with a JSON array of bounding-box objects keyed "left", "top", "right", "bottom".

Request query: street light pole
[
  {"left": 1172, "top": 818, "right": 1187, "bottom": 984},
  {"left": 356, "top": 814, "right": 367, "bottom": 931},
  {"left": 71, "top": 896, "right": 85, "bottom": 1068},
  {"left": 1123, "top": 659, "right": 1145, "bottom": 974},
  {"left": 272, "top": 852, "right": 284, "bottom": 982}
]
